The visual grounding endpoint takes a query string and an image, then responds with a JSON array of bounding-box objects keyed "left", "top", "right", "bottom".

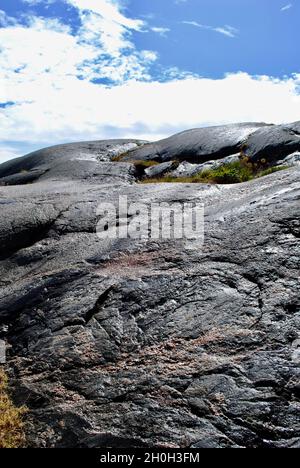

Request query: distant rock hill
[
  {"left": 1, "top": 121, "right": 300, "bottom": 186},
  {"left": 0, "top": 122, "right": 299, "bottom": 448},
  {"left": 122, "top": 121, "right": 300, "bottom": 165}
]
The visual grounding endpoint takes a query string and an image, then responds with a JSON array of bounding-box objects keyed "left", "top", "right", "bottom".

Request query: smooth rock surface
[
  {"left": 244, "top": 122, "right": 300, "bottom": 163},
  {"left": 120, "top": 121, "right": 300, "bottom": 167},
  {"left": 144, "top": 161, "right": 177, "bottom": 178},
  {"left": 122, "top": 123, "right": 268, "bottom": 163},
  {"left": 0, "top": 132, "right": 299, "bottom": 449},
  {"left": 0, "top": 140, "right": 144, "bottom": 185}
]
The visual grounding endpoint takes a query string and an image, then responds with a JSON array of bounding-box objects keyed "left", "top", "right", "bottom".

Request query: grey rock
[
  {"left": 144, "top": 161, "right": 177, "bottom": 178},
  {"left": 122, "top": 123, "right": 268, "bottom": 163},
  {"left": 0, "top": 140, "right": 145, "bottom": 185},
  {"left": 212, "top": 153, "right": 241, "bottom": 167},
  {"left": 39, "top": 160, "right": 137, "bottom": 184},
  {"left": 169, "top": 161, "right": 204, "bottom": 178},
  {"left": 0, "top": 169, "right": 48, "bottom": 186},
  {"left": 0, "top": 132, "right": 299, "bottom": 449},
  {"left": 244, "top": 121, "right": 300, "bottom": 163},
  {"left": 0, "top": 340, "right": 6, "bottom": 364},
  {"left": 120, "top": 121, "right": 300, "bottom": 167},
  {"left": 170, "top": 154, "right": 241, "bottom": 178},
  {"left": 278, "top": 152, "right": 300, "bottom": 167}
]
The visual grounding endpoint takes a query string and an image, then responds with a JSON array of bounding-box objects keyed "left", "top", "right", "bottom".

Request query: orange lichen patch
[
  {"left": 94, "top": 326, "right": 256, "bottom": 376},
  {"left": 95, "top": 249, "right": 183, "bottom": 278}
]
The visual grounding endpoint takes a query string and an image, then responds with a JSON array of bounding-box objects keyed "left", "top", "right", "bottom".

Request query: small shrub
[
  {"left": 198, "top": 161, "right": 254, "bottom": 184},
  {"left": 0, "top": 368, "right": 26, "bottom": 448}
]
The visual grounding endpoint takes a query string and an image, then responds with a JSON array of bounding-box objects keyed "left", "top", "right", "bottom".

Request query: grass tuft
[
  {"left": 256, "top": 165, "right": 290, "bottom": 178},
  {"left": 141, "top": 159, "right": 289, "bottom": 185},
  {"left": 0, "top": 368, "right": 27, "bottom": 448}
]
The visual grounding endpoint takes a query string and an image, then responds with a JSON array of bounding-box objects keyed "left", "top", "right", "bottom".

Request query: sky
[{"left": 0, "top": 0, "right": 299, "bottom": 162}]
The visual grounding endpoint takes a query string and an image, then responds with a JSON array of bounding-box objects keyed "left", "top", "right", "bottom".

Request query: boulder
[
  {"left": 122, "top": 123, "right": 268, "bottom": 163},
  {"left": 170, "top": 161, "right": 205, "bottom": 178},
  {"left": 278, "top": 152, "right": 300, "bottom": 167},
  {"left": 144, "top": 161, "right": 177, "bottom": 178},
  {"left": 170, "top": 154, "right": 240, "bottom": 178},
  {"left": 244, "top": 121, "right": 300, "bottom": 164}
]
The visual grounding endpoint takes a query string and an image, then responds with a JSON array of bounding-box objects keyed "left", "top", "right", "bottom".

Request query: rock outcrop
[
  {"left": 169, "top": 154, "right": 241, "bottom": 179},
  {"left": 0, "top": 140, "right": 144, "bottom": 186},
  {"left": 144, "top": 161, "right": 177, "bottom": 179},
  {"left": 244, "top": 122, "right": 300, "bottom": 163},
  {"left": 119, "top": 121, "right": 300, "bottom": 167},
  {"left": 0, "top": 125, "right": 299, "bottom": 448},
  {"left": 121, "top": 123, "right": 269, "bottom": 163}
]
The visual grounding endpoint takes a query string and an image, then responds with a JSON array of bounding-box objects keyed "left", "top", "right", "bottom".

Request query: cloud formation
[
  {"left": 0, "top": 0, "right": 299, "bottom": 162},
  {"left": 151, "top": 26, "right": 170, "bottom": 37},
  {"left": 182, "top": 21, "right": 238, "bottom": 38},
  {"left": 281, "top": 4, "right": 293, "bottom": 11}
]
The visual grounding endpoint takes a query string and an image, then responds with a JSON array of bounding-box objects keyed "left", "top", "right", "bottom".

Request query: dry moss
[
  {"left": 132, "top": 160, "right": 159, "bottom": 168},
  {"left": 0, "top": 368, "right": 27, "bottom": 448}
]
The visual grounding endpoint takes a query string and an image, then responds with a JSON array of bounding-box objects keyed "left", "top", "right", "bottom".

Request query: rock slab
[{"left": 0, "top": 132, "right": 299, "bottom": 449}]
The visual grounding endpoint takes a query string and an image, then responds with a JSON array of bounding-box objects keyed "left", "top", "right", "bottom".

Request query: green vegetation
[
  {"left": 0, "top": 368, "right": 26, "bottom": 448},
  {"left": 141, "top": 158, "right": 289, "bottom": 185},
  {"left": 256, "top": 165, "right": 290, "bottom": 178},
  {"left": 200, "top": 160, "right": 254, "bottom": 184},
  {"left": 131, "top": 160, "right": 159, "bottom": 169}
]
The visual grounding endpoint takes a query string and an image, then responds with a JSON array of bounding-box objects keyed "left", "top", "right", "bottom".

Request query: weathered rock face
[
  {"left": 278, "top": 152, "right": 300, "bottom": 167},
  {"left": 244, "top": 122, "right": 300, "bottom": 163},
  {"left": 122, "top": 123, "right": 268, "bottom": 163},
  {"left": 0, "top": 140, "right": 144, "bottom": 186},
  {"left": 144, "top": 161, "right": 177, "bottom": 178},
  {"left": 0, "top": 131, "right": 299, "bottom": 449},
  {"left": 120, "top": 121, "right": 300, "bottom": 168}
]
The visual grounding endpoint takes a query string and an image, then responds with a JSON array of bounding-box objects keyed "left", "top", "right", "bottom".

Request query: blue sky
[
  {"left": 131, "top": 0, "right": 299, "bottom": 78},
  {"left": 0, "top": 0, "right": 299, "bottom": 162}
]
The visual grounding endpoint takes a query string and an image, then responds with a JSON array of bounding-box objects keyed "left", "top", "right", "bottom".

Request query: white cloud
[
  {"left": 151, "top": 26, "right": 170, "bottom": 37},
  {"left": 0, "top": 1, "right": 299, "bottom": 163},
  {"left": 0, "top": 5, "right": 157, "bottom": 88},
  {"left": 182, "top": 21, "right": 238, "bottom": 38},
  {"left": 214, "top": 25, "right": 239, "bottom": 38},
  {"left": 0, "top": 9, "right": 18, "bottom": 26},
  {"left": 281, "top": 4, "right": 293, "bottom": 11},
  {"left": 1, "top": 69, "right": 300, "bottom": 152},
  {"left": 67, "top": 0, "right": 143, "bottom": 30}
]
